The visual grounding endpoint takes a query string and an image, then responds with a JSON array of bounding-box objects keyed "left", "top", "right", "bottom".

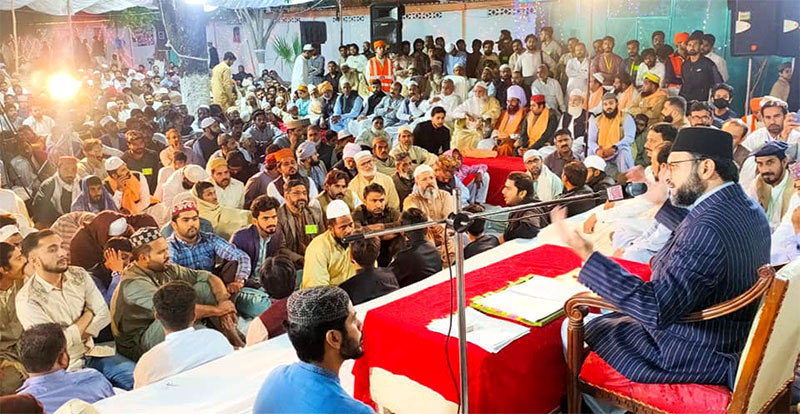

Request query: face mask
[
  {"left": 713, "top": 98, "right": 729, "bottom": 109},
  {"left": 663, "top": 114, "right": 673, "bottom": 123}
]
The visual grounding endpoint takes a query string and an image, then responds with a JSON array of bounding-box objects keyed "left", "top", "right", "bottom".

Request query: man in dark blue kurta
[{"left": 556, "top": 127, "right": 770, "bottom": 391}]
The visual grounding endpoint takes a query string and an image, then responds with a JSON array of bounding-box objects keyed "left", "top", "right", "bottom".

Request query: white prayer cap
[
  {"left": 100, "top": 116, "right": 115, "bottom": 127},
  {"left": 473, "top": 81, "right": 489, "bottom": 91},
  {"left": 523, "top": 149, "right": 542, "bottom": 162},
  {"left": 183, "top": 164, "right": 209, "bottom": 183},
  {"left": 105, "top": 156, "right": 125, "bottom": 171},
  {"left": 106, "top": 101, "right": 118, "bottom": 110},
  {"left": 337, "top": 130, "right": 353, "bottom": 140},
  {"left": 413, "top": 164, "right": 434, "bottom": 179},
  {"left": 353, "top": 150, "right": 372, "bottom": 163},
  {"left": 198, "top": 104, "right": 210, "bottom": 110},
  {"left": 397, "top": 125, "right": 413, "bottom": 135},
  {"left": 0, "top": 225, "right": 20, "bottom": 242},
  {"left": 592, "top": 73, "right": 604, "bottom": 84},
  {"left": 569, "top": 89, "right": 585, "bottom": 98},
  {"left": 406, "top": 79, "right": 419, "bottom": 88},
  {"left": 453, "top": 62, "right": 465, "bottom": 69},
  {"left": 326, "top": 199, "right": 350, "bottom": 220},
  {"left": 584, "top": 155, "right": 607, "bottom": 171},
  {"left": 200, "top": 117, "right": 217, "bottom": 129},
  {"left": 133, "top": 73, "right": 146, "bottom": 81},
  {"left": 445, "top": 43, "right": 456, "bottom": 53},
  {"left": 343, "top": 143, "right": 361, "bottom": 160},
  {"left": 286, "top": 102, "right": 297, "bottom": 111},
  {"left": 156, "top": 87, "right": 169, "bottom": 95},
  {"left": 499, "top": 64, "right": 511, "bottom": 71},
  {"left": 108, "top": 218, "right": 128, "bottom": 237},
  {"left": 303, "top": 44, "right": 315, "bottom": 51}
]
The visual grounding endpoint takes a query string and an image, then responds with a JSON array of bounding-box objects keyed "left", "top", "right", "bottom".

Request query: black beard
[
  {"left": 603, "top": 108, "right": 619, "bottom": 119},
  {"left": 672, "top": 168, "right": 706, "bottom": 207}
]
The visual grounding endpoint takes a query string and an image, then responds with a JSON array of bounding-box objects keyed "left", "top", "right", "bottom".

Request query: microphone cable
[{"left": 441, "top": 229, "right": 462, "bottom": 414}]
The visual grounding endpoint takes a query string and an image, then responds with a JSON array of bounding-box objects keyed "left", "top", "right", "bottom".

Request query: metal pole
[
  {"left": 452, "top": 187, "right": 469, "bottom": 413},
  {"left": 11, "top": 0, "right": 18, "bottom": 72},
  {"left": 745, "top": 57, "right": 753, "bottom": 117},
  {"left": 584, "top": 0, "right": 593, "bottom": 156},
  {"left": 339, "top": 0, "right": 344, "bottom": 46}
]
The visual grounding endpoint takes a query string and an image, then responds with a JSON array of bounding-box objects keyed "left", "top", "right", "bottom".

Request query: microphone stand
[{"left": 344, "top": 188, "right": 606, "bottom": 414}]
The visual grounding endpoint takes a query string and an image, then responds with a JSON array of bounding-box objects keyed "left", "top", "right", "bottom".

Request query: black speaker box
[
  {"left": 370, "top": 4, "right": 404, "bottom": 53},
  {"left": 300, "top": 21, "right": 327, "bottom": 46}
]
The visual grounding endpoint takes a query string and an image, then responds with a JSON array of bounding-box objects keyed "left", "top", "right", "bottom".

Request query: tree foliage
[{"left": 108, "top": 7, "right": 159, "bottom": 29}]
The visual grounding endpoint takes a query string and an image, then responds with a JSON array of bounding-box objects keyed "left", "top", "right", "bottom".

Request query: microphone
[{"left": 603, "top": 182, "right": 648, "bottom": 202}]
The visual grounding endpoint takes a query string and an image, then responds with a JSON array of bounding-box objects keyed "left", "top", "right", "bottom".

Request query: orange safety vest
[
  {"left": 367, "top": 57, "right": 394, "bottom": 92},
  {"left": 667, "top": 53, "right": 684, "bottom": 87}
]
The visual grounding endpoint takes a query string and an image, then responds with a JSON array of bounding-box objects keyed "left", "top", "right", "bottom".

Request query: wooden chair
[{"left": 565, "top": 263, "right": 800, "bottom": 414}]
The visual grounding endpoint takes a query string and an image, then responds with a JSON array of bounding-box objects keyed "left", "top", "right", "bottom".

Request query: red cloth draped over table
[
  {"left": 352, "top": 244, "right": 652, "bottom": 413},
  {"left": 462, "top": 156, "right": 525, "bottom": 206}
]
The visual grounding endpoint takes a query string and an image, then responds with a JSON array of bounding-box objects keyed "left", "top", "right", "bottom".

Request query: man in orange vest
[
  {"left": 664, "top": 32, "right": 688, "bottom": 93},
  {"left": 366, "top": 40, "right": 394, "bottom": 92}
]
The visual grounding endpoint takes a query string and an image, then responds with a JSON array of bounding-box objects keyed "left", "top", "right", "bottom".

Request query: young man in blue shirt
[{"left": 253, "top": 286, "right": 372, "bottom": 413}]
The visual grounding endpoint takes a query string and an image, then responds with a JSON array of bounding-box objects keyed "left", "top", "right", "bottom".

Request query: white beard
[{"left": 568, "top": 105, "right": 582, "bottom": 118}]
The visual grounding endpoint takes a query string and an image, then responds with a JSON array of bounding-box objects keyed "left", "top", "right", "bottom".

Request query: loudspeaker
[
  {"left": 370, "top": 4, "right": 404, "bottom": 53},
  {"left": 776, "top": 0, "right": 800, "bottom": 57},
  {"left": 728, "top": 0, "right": 778, "bottom": 56},
  {"left": 300, "top": 21, "right": 327, "bottom": 46}
]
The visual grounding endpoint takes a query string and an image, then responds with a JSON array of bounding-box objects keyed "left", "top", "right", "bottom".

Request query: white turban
[
  {"left": 343, "top": 143, "right": 361, "bottom": 160},
  {"left": 506, "top": 85, "right": 527, "bottom": 107},
  {"left": 296, "top": 141, "right": 316, "bottom": 161},
  {"left": 569, "top": 89, "right": 585, "bottom": 98},
  {"left": 353, "top": 150, "right": 372, "bottom": 163},
  {"left": 183, "top": 164, "right": 209, "bottom": 183},
  {"left": 584, "top": 155, "right": 607, "bottom": 171},
  {"left": 0, "top": 225, "right": 20, "bottom": 242}
]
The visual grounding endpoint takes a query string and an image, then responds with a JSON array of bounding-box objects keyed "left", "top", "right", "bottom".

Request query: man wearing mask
[
  {"left": 710, "top": 83, "right": 737, "bottom": 127},
  {"left": 32, "top": 157, "right": 78, "bottom": 227},
  {"left": 660, "top": 96, "right": 690, "bottom": 130},
  {"left": 302, "top": 200, "right": 357, "bottom": 287},
  {"left": 679, "top": 32, "right": 722, "bottom": 103},
  {"left": 588, "top": 93, "right": 636, "bottom": 176}
]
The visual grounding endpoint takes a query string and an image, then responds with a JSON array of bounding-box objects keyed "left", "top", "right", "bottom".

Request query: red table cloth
[
  {"left": 462, "top": 156, "right": 526, "bottom": 206},
  {"left": 352, "top": 244, "right": 652, "bottom": 413}
]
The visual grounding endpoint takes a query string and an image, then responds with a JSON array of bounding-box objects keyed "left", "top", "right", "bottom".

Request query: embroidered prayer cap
[
  {"left": 523, "top": 149, "right": 542, "bottom": 162},
  {"left": 105, "top": 156, "right": 125, "bottom": 171},
  {"left": 353, "top": 150, "right": 372, "bottom": 163},
  {"left": 436, "top": 154, "right": 459, "bottom": 172},
  {"left": 287, "top": 286, "right": 351, "bottom": 326},
  {"left": 506, "top": 85, "right": 527, "bottom": 107},
  {"left": 337, "top": 130, "right": 353, "bottom": 140},
  {"left": 643, "top": 72, "right": 661, "bottom": 85},
  {"left": 296, "top": 141, "right": 317, "bottom": 160},
  {"left": 100, "top": 116, "right": 116, "bottom": 127},
  {"left": 326, "top": 199, "right": 351, "bottom": 221},
  {"left": 183, "top": 164, "right": 209, "bottom": 183},
  {"left": 674, "top": 32, "right": 690, "bottom": 44},
  {"left": 0, "top": 225, "right": 21, "bottom": 242},
  {"left": 200, "top": 117, "right": 217, "bottom": 129},
  {"left": 602, "top": 92, "right": 618, "bottom": 101},
  {"left": 584, "top": 155, "right": 607, "bottom": 171},
  {"left": 530, "top": 94, "right": 546, "bottom": 105},
  {"left": 303, "top": 44, "right": 314, "bottom": 52},
  {"left": 373, "top": 40, "right": 387, "bottom": 49},
  {"left": 414, "top": 164, "right": 434, "bottom": 179},
  {"left": 274, "top": 148, "right": 295, "bottom": 162},
  {"left": 592, "top": 73, "right": 604, "bottom": 84},
  {"left": 671, "top": 127, "right": 733, "bottom": 160},
  {"left": 206, "top": 158, "right": 227, "bottom": 174},
  {"left": 171, "top": 199, "right": 198, "bottom": 218},
  {"left": 129, "top": 226, "right": 162, "bottom": 250},
  {"left": 750, "top": 140, "right": 789, "bottom": 159},
  {"left": 343, "top": 143, "right": 361, "bottom": 160}
]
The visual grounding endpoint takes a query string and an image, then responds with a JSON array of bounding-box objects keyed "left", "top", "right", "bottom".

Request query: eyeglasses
[{"left": 666, "top": 158, "right": 703, "bottom": 170}]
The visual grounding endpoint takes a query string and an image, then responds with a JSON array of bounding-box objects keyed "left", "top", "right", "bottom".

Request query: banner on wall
[{"left": 131, "top": 27, "right": 155, "bottom": 47}]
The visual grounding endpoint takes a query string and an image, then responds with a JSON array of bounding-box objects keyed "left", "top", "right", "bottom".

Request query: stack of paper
[
  {"left": 427, "top": 307, "right": 530, "bottom": 353},
  {"left": 471, "top": 274, "right": 590, "bottom": 326}
]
